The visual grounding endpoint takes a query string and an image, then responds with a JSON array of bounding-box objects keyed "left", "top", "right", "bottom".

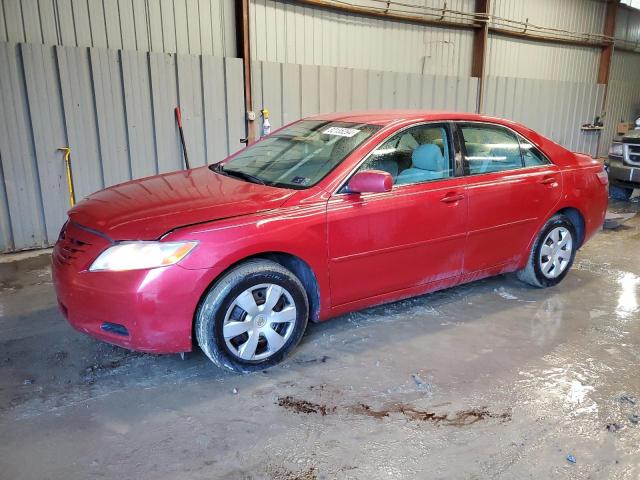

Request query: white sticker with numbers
[{"left": 322, "top": 127, "right": 361, "bottom": 137}]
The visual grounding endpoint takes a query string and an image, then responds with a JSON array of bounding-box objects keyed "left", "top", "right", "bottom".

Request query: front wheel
[
  {"left": 195, "top": 259, "right": 309, "bottom": 373},
  {"left": 517, "top": 214, "right": 578, "bottom": 288}
]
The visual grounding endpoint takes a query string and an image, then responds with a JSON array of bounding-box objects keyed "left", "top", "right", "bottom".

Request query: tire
[
  {"left": 195, "top": 259, "right": 309, "bottom": 373},
  {"left": 517, "top": 214, "right": 578, "bottom": 288},
  {"left": 609, "top": 184, "right": 634, "bottom": 201}
]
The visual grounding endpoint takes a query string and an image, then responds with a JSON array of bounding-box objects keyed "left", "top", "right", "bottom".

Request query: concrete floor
[{"left": 1, "top": 199, "right": 639, "bottom": 480}]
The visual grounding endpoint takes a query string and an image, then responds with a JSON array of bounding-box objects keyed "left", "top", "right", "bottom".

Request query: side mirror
[{"left": 347, "top": 170, "right": 392, "bottom": 194}]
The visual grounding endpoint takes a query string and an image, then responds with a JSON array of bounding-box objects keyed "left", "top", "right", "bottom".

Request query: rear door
[
  {"left": 326, "top": 122, "right": 468, "bottom": 306},
  {"left": 457, "top": 122, "right": 562, "bottom": 276}
]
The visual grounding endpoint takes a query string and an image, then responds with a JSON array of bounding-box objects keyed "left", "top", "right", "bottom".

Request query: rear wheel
[
  {"left": 195, "top": 259, "right": 309, "bottom": 373},
  {"left": 609, "top": 184, "right": 634, "bottom": 201},
  {"left": 517, "top": 214, "right": 577, "bottom": 288}
]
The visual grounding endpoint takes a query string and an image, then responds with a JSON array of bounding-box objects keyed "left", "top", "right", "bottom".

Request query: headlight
[
  {"left": 89, "top": 241, "right": 198, "bottom": 272},
  {"left": 609, "top": 142, "right": 624, "bottom": 157}
]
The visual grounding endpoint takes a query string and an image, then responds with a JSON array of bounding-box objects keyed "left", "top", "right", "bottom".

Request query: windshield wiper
[{"left": 216, "top": 165, "right": 266, "bottom": 185}]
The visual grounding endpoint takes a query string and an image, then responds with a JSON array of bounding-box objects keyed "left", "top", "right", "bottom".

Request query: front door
[{"left": 326, "top": 123, "right": 468, "bottom": 307}]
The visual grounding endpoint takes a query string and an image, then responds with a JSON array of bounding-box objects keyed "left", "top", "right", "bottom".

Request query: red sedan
[{"left": 52, "top": 111, "right": 608, "bottom": 372}]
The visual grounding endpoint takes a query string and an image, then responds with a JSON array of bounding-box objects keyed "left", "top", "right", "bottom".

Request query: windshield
[{"left": 212, "top": 120, "right": 381, "bottom": 189}]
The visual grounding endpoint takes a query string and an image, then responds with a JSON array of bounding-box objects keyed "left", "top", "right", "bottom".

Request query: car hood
[{"left": 68, "top": 166, "right": 295, "bottom": 240}]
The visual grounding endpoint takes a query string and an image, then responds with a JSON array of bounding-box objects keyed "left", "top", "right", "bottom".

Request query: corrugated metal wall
[
  {"left": 249, "top": 0, "right": 475, "bottom": 76},
  {"left": 251, "top": 60, "right": 479, "bottom": 135},
  {"left": 486, "top": 0, "right": 609, "bottom": 153},
  {"left": 597, "top": 6, "right": 640, "bottom": 154},
  {"left": 0, "top": 42, "right": 47, "bottom": 251},
  {"left": 491, "top": 0, "right": 605, "bottom": 34},
  {"left": 600, "top": 50, "right": 640, "bottom": 154},
  {"left": 483, "top": 76, "right": 605, "bottom": 155},
  {"left": 249, "top": 0, "right": 609, "bottom": 83},
  {"left": 487, "top": 0, "right": 604, "bottom": 81},
  {"left": 0, "top": 41, "right": 245, "bottom": 252},
  {"left": 2, "top": 0, "right": 640, "bottom": 252},
  {"left": 0, "top": 45, "right": 480, "bottom": 252},
  {"left": 616, "top": 4, "right": 640, "bottom": 43},
  {"left": 486, "top": 36, "right": 601, "bottom": 81},
  {"left": 0, "top": 45, "right": 623, "bottom": 252},
  {"left": 0, "top": 0, "right": 237, "bottom": 56}
]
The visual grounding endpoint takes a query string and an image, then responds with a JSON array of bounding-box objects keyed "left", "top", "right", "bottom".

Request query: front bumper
[
  {"left": 606, "top": 157, "right": 640, "bottom": 187},
  {"left": 52, "top": 222, "right": 210, "bottom": 353}
]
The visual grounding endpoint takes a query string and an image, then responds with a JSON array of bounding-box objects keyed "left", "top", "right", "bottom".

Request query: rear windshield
[{"left": 212, "top": 120, "right": 381, "bottom": 189}]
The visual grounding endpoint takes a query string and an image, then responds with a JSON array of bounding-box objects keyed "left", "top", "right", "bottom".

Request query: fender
[{"left": 164, "top": 201, "right": 332, "bottom": 319}]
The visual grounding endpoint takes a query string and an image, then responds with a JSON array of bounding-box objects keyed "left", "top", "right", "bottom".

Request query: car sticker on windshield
[
  {"left": 323, "top": 127, "right": 361, "bottom": 138},
  {"left": 291, "top": 176, "right": 311, "bottom": 185}
]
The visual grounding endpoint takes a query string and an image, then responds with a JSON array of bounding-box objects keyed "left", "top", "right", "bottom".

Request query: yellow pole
[{"left": 58, "top": 147, "right": 75, "bottom": 207}]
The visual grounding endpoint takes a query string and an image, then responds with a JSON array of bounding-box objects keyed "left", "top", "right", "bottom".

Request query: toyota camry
[{"left": 52, "top": 111, "right": 609, "bottom": 372}]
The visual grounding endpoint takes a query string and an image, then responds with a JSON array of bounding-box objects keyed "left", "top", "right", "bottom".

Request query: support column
[
  {"left": 471, "top": 0, "right": 490, "bottom": 113},
  {"left": 236, "top": 0, "right": 255, "bottom": 143},
  {"left": 597, "top": 0, "right": 618, "bottom": 85}
]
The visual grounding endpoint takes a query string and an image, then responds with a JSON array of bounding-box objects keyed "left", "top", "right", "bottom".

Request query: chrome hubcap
[
  {"left": 539, "top": 226, "right": 573, "bottom": 279},
  {"left": 223, "top": 283, "right": 297, "bottom": 361}
]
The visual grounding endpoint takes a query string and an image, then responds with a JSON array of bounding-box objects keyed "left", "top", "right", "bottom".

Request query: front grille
[
  {"left": 625, "top": 144, "right": 640, "bottom": 166},
  {"left": 53, "top": 221, "right": 109, "bottom": 268},
  {"left": 58, "top": 233, "right": 91, "bottom": 265}
]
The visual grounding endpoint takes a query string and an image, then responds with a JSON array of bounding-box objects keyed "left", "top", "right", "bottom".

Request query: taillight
[{"left": 596, "top": 168, "right": 609, "bottom": 185}]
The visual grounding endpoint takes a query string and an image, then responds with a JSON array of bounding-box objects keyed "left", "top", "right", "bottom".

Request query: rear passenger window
[
  {"left": 460, "top": 125, "right": 523, "bottom": 175},
  {"left": 357, "top": 124, "right": 453, "bottom": 186},
  {"left": 518, "top": 135, "right": 550, "bottom": 167}
]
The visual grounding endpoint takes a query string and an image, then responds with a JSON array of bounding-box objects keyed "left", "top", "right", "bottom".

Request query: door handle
[
  {"left": 538, "top": 176, "right": 557, "bottom": 185},
  {"left": 440, "top": 193, "right": 465, "bottom": 203}
]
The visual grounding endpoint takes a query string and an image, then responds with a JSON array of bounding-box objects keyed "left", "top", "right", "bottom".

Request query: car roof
[{"left": 307, "top": 110, "right": 519, "bottom": 128}]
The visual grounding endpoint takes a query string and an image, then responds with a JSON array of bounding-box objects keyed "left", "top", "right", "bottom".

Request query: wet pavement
[{"left": 0, "top": 198, "right": 639, "bottom": 479}]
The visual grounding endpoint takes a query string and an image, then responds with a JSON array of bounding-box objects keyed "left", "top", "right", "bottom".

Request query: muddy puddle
[
  {"left": 277, "top": 395, "right": 336, "bottom": 416},
  {"left": 277, "top": 395, "right": 511, "bottom": 426}
]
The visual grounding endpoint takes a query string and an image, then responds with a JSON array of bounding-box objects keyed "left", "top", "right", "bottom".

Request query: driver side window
[{"left": 357, "top": 124, "right": 453, "bottom": 186}]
